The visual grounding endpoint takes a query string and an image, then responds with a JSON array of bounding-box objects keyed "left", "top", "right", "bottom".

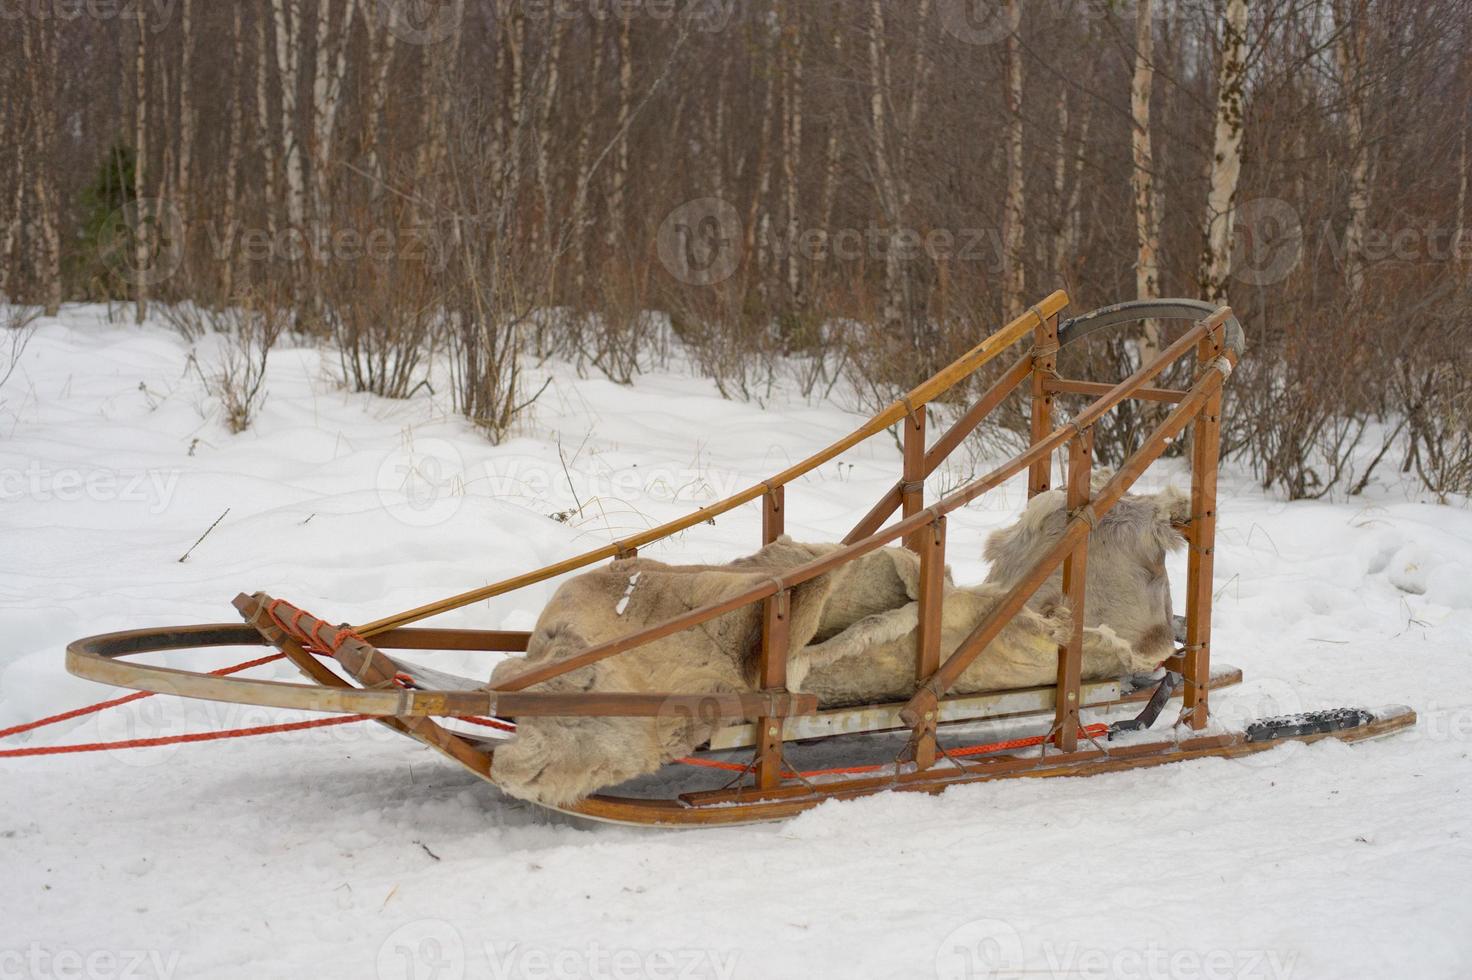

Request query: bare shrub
[
  {"left": 1, "top": 305, "right": 40, "bottom": 405},
  {"left": 188, "top": 291, "right": 286, "bottom": 434},
  {"left": 322, "top": 222, "right": 440, "bottom": 400}
]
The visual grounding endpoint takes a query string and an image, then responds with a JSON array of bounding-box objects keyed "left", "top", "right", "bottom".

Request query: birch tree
[
  {"left": 1199, "top": 0, "right": 1250, "bottom": 302},
  {"left": 22, "top": 16, "right": 61, "bottom": 315},
  {"left": 1001, "top": 0, "right": 1026, "bottom": 320},
  {"left": 271, "top": 0, "right": 307, "bottom": 241},
  {"left": 309, "top": 0, "right": 358, "bottom": 245},
  {"left": 1131, "top": 0, "right": 1161, "bottom": 360},
  {"left": 220, "top": 4, "right": 246, "bottom": 300},
  {"left": 1334, "top": 0, "right": 1370, "bottom": 298},
  {"left": 133, "top": 7, "right": 150, "bottom": 323}
]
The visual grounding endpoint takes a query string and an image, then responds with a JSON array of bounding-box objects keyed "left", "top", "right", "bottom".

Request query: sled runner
[{"left": 65, "top": 293, "right": 1416, "bottom": 827}]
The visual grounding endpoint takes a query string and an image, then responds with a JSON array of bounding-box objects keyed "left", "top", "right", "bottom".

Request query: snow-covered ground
[{"left": 2, "top": 306, "right": 1470, "bottom": 980}]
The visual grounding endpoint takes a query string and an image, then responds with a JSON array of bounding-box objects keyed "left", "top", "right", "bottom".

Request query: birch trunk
[
  {"left": 272, "top": 0, "right": 307, "bottom": 243},
  {"left": 1001, "top": 0, "right": 1026, "bottom": 320},
  {"left": 310, "top": 0, "right": 357, "bottom": 251},
  {"left": 607, "top": 15, "right": 633, "bottom": 248},
  {"left": 133, "top": 8, "right": 149, "bottom": 323},
  {"left": 1456, "top": 111, "right": 1468, "bottom": 270},
  {"left": 177, "top": 0, "right": 194, "bottom": 230},
  {"left": 1052, "top": 89, "right": 1092, "bottom": 291},
  {"left": 781, "top": 6, "right": 805, "bottom": 304},
  {"left": 867, "top": 0, "right": 902, "bottom": 330},
  {"left": 220, "top": 4, "right": 246, "bottom": 300},
  {"left": 0, "top": 104, "right": 20, "bottom": 301},
  {"left": 504, "top": 4, "right": 527, "bottom": 225},
  {"left": 1334, "top": 0, "right": 1369, "bottom": 298},
  {"left": 819, "top": 23, "right": 843, "bottom": 235},
  {"left": 256, "top": 9, "right": 278, "bottom": 243},
  {"left": 571, "top": 15, "right": 606, "bottom": 299},
  {"left": 1131, "top": 0, "right": 1161, "bottom": 360},
  {"left": 1199, "top": 0, "right": 1249, "bottom": 302},
  {"left": 23, "top": 17, "right": 61, "bottom": 315},
  {"left": 362, "top": 1, "right": 400, "bottom": 196},
  {"left": 536, "top": 16, "right": 566, "bottom": 279}
]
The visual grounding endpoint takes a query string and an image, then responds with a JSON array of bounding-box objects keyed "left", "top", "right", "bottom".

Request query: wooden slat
[
  {"left": 911, "top": 515, "right": 946, "bottom": 769},
  {"left": 1044, "top": 378, "right": 1188, "bottom": 403},
  {"left": 1028, "top": 311, "right": 1059, "bottom": 496},
  {"left": 1184, "top": 325, "right": 1227, "bottom": 730},
  {"left": 901, "top": 407, "right": 926, "bottom": 553},
  {"left": 762, "top": 483, "right": 785, "bottom": 544},
  {"left": 705, "top": 663, "right": 1244, "bottom": 750},
  {"left": 755, "top": 589, "right": 792, "bottom": 789},
  {"left": 1054, "top": 429, "right": 1093, "bottom": 752}
]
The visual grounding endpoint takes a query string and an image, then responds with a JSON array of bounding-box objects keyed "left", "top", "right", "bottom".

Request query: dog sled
[{"left": 66, "top": 292, "right": 1415, "bottom": 827}]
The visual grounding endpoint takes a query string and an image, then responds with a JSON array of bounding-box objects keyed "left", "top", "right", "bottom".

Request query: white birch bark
[
  {"left": 220, "top": 4, "right": 246, "bottom": 300},
  {"left": 1334, "top": 0, "right": 1369, "bottom": 298},
  {"left": 1001, "top": 0, "right": 1026, "bottom": 320},
  {"left": 177, "top": 0, "right": 194, "bottom": 224},
  {"left": 310, "top": 0, "right": 357, "bottom": 246},
  {"left": 1200, "top": 0, "right": 1250, "bottom": 302},
  {"left": 782, "top": 5, "right": 805, "bottom": 303},
  {"left": 272, "top": 0, "right": 307, "bottom": 241},
  {"left": 133, "top": 8, "right": 149, "bottom": 323},
  {"left": 256, "top": 9, "right": 278, "bottom": 242},
  {"left": 606, "top": 14, "right": 633, "bottom": 247},
  {"left": 1132, "top": 0, "right": 1161, "bottom": 359}
]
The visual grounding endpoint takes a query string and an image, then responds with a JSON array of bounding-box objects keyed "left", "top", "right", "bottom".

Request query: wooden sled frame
[{"left": 67, "top": 291, "right": 1416, "bottom": 826}]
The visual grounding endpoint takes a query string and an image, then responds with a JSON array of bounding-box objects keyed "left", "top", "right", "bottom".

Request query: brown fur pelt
[
  {"left": 487, "top": 537, "right": 934, "bottom": 807},
  {"left": 489, "top": 484, "right": 1188, "bottom": 807},
  {"left": 799, "top": 484, "right": 1189, "bottom": 706}
]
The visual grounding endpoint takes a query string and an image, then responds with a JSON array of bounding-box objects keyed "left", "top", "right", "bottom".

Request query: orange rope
[
  {"left": 672, "top": 722, "right": 1111, "bottom": 778},
  {"left": 0, "top": 652, "right": 287, "bottom": 741},
  {"left": 0, "top": 714, "right": 368, "bottom": 758}
]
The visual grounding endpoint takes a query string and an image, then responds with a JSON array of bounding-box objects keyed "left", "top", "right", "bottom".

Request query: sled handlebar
[{"left": 1059, "top": 299, "right": 1245, "bottom": 358}]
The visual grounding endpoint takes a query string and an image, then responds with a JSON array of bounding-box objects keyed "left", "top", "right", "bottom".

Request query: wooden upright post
[
  {"left": 754, "top": 589, "right": 791, "bottom": 789},
  {"left": 1183, "top": 325, "right": 1225, "bottom": 730},
  {"left": 762, "top": 484, "right": 785, "bottom": 544},
  {"left": 901, "top": 408, "right": 926, "bottom": 552},
  {"left": 911, "top": 515, "right": 947, "bottom": 769},
  {"left": 1054, "top": 428, "right": 1093, "bottom": 752},
  {"left": 1028, "top": 312, "right": 1060, "bottom": 497}
]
